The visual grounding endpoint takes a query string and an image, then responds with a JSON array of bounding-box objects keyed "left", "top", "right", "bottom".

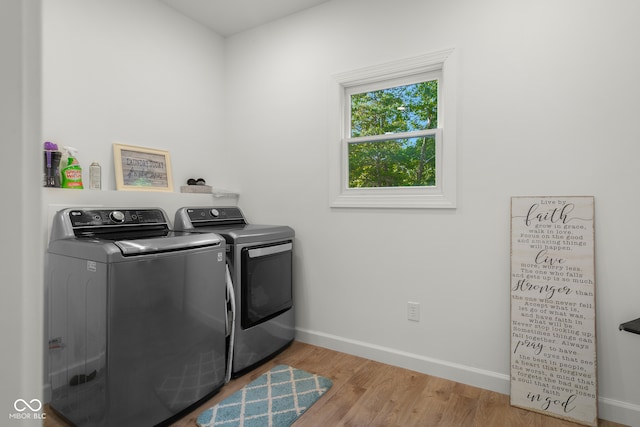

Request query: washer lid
[{"left": 113, "top": 231, "right": 222, "bottom": 256}]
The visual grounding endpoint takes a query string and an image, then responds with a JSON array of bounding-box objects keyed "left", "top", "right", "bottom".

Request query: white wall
[
  {"left": 33, "top": 0, "right": 640, "bottom": 424},
  {"left": 0, "top": 1, "right": 43, "bottom": 425},
  {"left": 224, "top": 0, "right": 640, "bottom": 424},
  {"left": 42, "top": 0, "right": 230, "bottom": 192}
]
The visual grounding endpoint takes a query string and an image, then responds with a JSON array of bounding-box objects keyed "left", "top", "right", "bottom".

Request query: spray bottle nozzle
[{"left": 63, "top": 146, "right": 80, "bottom": 165}]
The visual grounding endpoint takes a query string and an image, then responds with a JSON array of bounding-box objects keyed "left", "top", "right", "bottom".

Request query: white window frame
[{"left": 329, "top": 48, "right": 457, "bottom": 209}]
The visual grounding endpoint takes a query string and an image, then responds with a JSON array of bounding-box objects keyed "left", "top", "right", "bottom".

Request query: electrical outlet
[{"left": 407, "top": 302, "right": 420, "bottom": 322}]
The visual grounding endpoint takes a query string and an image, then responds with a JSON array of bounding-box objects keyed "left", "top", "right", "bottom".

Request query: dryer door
[{"left": 240, "top": 241, "right": 293, "bottom": 329}]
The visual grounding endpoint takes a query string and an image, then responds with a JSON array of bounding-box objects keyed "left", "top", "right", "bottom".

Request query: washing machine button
[{"left": 109, "top": 211, "right": 126, "bottom": 224}]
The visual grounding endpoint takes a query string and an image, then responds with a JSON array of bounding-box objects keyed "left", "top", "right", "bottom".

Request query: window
[
  {"left": 330, "top": 49, "right": 457, "bottom": 209},
  {"left": 347, "top": 76, "right": 439, "bottom": 188}
]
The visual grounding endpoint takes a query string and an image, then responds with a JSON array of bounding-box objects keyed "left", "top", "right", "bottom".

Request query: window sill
[{"left": 330, "top": 192, "right": 456, "bottom": 209}]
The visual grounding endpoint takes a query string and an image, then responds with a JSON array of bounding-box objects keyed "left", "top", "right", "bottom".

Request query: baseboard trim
[
  {"left": 295, "top": 327, "right": 510, "bottom": 394},
  {"left": 295, "top": 327, "right": 640, "bottom": 426},
  {"left": 598, "top": 396, "right": 640, "bottom": 427}
]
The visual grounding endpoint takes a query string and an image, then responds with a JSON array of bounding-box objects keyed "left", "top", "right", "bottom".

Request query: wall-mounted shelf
[
  {"left": 178, "top": 186, "right": 240, "bottom": 200},
  {"left": 212, "top": 190, "right": 240, "bottom": 199},
  {"left": 619, "top": 317, "right": 640, "bottom": 335}
]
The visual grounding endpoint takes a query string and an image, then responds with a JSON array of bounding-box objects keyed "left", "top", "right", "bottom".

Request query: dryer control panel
[{"left": 184, "top": 207, "right": 246, "bottom": 226}]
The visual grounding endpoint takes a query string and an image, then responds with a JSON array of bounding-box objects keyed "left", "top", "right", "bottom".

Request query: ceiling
[{"left": 160, "top": 0, "right": 331, "bottom": 37}]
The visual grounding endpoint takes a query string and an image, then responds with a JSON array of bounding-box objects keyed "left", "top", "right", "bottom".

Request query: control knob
[
  {"left": 109, "top": 210, "right": 126, "bottom": 224},
  {"left": 210, "top": 209, "right": 220, "bottom": 218}
]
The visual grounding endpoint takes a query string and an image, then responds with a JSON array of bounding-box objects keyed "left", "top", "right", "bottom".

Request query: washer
[
  {"left": 174, "top": 206, "right": 294, "bottom": 377},
  {"left": 47, "top": 207, "right": 227, "bottom": 427}
]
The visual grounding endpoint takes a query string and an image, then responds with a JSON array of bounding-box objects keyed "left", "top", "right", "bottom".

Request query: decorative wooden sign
[
  {"left": 510, "top": 196, "right": 597, "bottom": 426},
  {"left": 113, "top": 143, "right": 173, "bottom": 192}
]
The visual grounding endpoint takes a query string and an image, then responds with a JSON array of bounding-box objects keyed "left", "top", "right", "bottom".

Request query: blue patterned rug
[{"left": 196, "top": 365, "right": 333, "bottom": 427}]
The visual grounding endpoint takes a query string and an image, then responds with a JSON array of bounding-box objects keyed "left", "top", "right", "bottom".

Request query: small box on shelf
[{"left": 180, "top": 185, "right": 212, "bottom": 194}]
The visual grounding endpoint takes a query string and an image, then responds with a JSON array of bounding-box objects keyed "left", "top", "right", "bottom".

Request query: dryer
[
  {"left": 174, "top": 207, "right": 294, "bottom": 377},
  {"left": 47, "top": 207, "right": 227, "bottom": 427}
]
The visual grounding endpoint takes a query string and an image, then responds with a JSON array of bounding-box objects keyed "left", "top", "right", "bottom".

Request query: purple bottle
[{"left": 43, "top": 141, "right": 62, "bottom": 187}]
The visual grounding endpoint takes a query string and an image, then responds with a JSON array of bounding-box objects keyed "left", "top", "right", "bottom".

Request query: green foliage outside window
[{"left": 349, "top": 80, "right": 438, "bottom": 188}]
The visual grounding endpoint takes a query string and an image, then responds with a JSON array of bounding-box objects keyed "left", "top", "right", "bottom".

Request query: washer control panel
[{"left": 68, "top": 209, "right": 167, "bottom": 227}]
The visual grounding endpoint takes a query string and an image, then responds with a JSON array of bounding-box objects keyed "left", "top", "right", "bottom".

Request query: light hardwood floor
[{"left": 45, "top": 341, "right": 627, "bottom": 427}]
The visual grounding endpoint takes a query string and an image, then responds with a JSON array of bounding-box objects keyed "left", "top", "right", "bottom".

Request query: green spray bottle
[{"left": 61, "top": 146, "right": 84, "bottom": 189}]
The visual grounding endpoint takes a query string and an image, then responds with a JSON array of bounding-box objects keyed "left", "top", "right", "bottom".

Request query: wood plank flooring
[{"left": 44, "top": 341, "right": 628, "bottom": 427}]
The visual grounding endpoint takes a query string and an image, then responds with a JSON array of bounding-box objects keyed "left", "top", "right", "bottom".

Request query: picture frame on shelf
[{"left": 113, "top": 143, "right": 173, "bottom": 192}]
